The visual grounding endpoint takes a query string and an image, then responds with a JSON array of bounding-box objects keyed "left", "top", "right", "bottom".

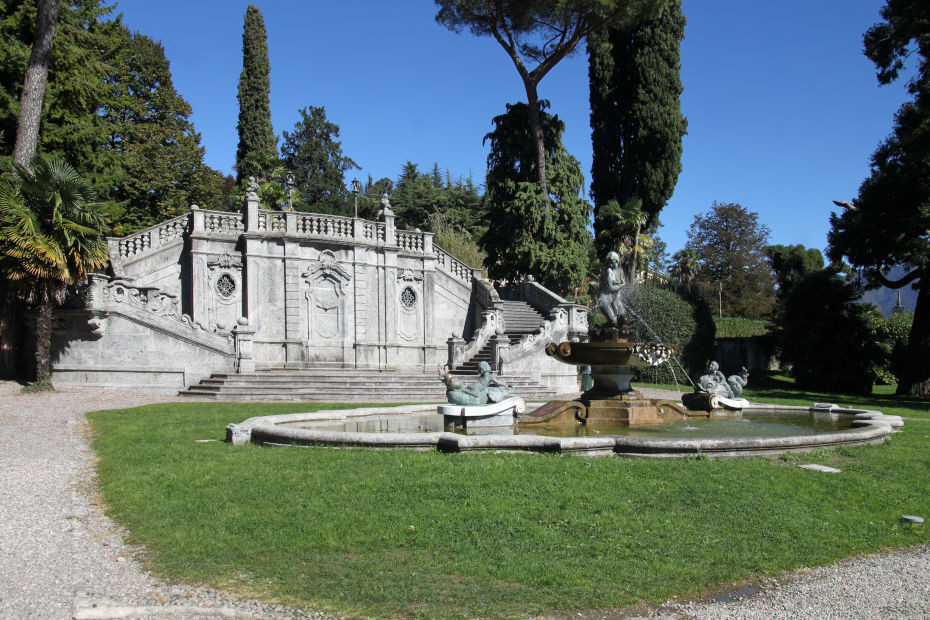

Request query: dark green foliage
[
  {"left": 235, "top": 5, "right": 276, "bottom": 183},
  {"left": 778, "top": 270, "right": 884, "bottom": 394},
  {"left": 389, "top": 161, "right": 485, "bottom": 233},
  {"left": 481, "top": 101, "right": 592, "bottom": 295},
  {"left": 1, "top": 0, "right": 122, "bottom": 179},
  {"left": 588, "top": 0, "right": 686, "bottom": 255},
  {"left": 714, "top": 317, "right": 773, "bottom": 339},
  {"left": 767, "top": 244, "right": 825, "bottom": 300},
  {"left": 102, "top": 28, "right": 227, "bottom": 234},
  {"left": 874, "top": 311, "right": 914, "bottom": 384},
  {"left": 0, "top": 1, "right": 225, "bottom": 233},
  {"left": 686, "top": 202, "right": 776, "bottom": 319},
  {"left": 828, "top": 0, "right": 930, "bottom": 396},
  {"left": 625, "top": 279, "right": 716, "bottom": 385},
  {"left": 280, "top": 106, "right": 358, "bottom": 215},
  {"left": 435, "top": 0, "right": 665, "bottom": 194}
]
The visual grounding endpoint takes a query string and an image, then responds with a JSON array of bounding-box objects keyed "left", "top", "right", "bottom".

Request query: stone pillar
[
  {"left": 234, "top": 318, "right": 256, "bottom": 373},
  {"left": 244, "top": 186, "right": 260, "bottom": 231},
  {"left": 490, "top": 330, "right": 510, "bottom": 374},
  {"left": 283, "top": 239, "right": 303, "bottom": 366},
  {"left": 380, "top": 193, "right": 396, "bottom": 247},
  {"left": 447, "top": 335, "right": 466, "bottom": 369},
  {"left": 190, "top": 204, "right": 204, "bottom": 232}
]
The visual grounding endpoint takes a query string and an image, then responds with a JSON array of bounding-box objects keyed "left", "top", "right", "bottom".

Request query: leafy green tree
[
  {"left": 766, "top": 244, "right": 825, "bottom": 301},
  {"left": 685, "top": 201, "right": 776, "bottom": 319},
  {"left": 391, "top": 161, "right": 435, "bottom": 229},
  {"left": 435, "top": 0, "right": 664, "bottom": 196},
  {"left": 1, "top": 2, "right": 224, "bottom": 232},
  {"left": 0, "top": 156, "right": 108, "bottom": 386},
  {"left": 1, "top": 0, "right": 123, "bottom": 175},
  {"left": 588, "top": 0, "right": 686, "bottom": 258},
  {"left": 235, "top": 5, "right": 276, "bottom": 183},
  {"left": 828, "top": 0, "right": 930, "bottom": 396},
  {"left": 280, "top": 106, "right": 359, "bottom": 215},
  {"left": 777, "top": 269, "right": 884, "bottom": 394},
  {"left": 480, "top": 101, "right": 592, "bottom": 295},
  {"left": 102, "top": 28, "right": 226, "bottom": 233}
]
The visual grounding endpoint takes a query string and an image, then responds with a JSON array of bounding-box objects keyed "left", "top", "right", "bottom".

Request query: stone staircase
[
  {"left": 179, "top": 300, "right": 562, "bottom": 402},
  {"left": 452, "top": 300, "right": 548, "bottom": 375},
  {"left": 179, "top": 368, "right": 561, "bottom": 402}
]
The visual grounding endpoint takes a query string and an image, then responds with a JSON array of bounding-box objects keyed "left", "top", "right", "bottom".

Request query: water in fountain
[{"left": 625, "top": 304, "right": 696, "bottom": 393}]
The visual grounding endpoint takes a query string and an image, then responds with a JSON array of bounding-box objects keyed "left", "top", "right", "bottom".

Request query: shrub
[
  {"left": 624, "top": 280, "right": 716, "bottom": 385},
  {"left": 714, "top": 317, "right": 773, "bottom": 338},
  {"left": 777, "top": 271, "right": 883, "bottom": 394},
  {"left": 873, "top": 311, "right": 914, "bottom": 385}
]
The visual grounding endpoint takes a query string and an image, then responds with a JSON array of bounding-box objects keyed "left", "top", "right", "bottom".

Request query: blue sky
[{"left": 113, "top": 0, "right": 914, "bottom": 258}]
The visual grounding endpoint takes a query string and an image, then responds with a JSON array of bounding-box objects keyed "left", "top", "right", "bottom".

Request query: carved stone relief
[{"left": 303, "top": 250, "right": 351, "bottom": 342}]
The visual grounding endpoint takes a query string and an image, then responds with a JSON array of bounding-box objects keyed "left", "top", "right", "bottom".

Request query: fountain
[
  {"left": 520, "top": 251, "right": 686, "bottom": 427},
  {"left": 226, "top": 253, "right": 904, "bottom": 457}
]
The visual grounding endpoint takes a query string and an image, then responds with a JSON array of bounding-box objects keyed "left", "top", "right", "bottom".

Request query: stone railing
[
  {"left": 293, "top": 213, "right": 354, "bottom": 240},
  {"left": 448, "top": 308, "right": 501, "bottom": 369},
  {"left": 108, "top": 213, "right": 190, "bottom": 259},
  {"left": 84, "top": 274, "right": 233, "bottom": 350},
  {"left": 257, "top": 210, "right": 286, "bottom": 232},
  {"left": 434, "top": 246, "right": 474, "bottom": 285},
  {"left": 498, "top": 280, "right": 588, "bottom": 342},
  {"left": 395, "top": 229, "right": 424, "bottom": 252},
  {"left": 107, "top": 206, "right": 476, "bottom": 290},
  {"left": 198, "top": 209, "right": 245, "bottom": 236},
  {"left": 502, "top": 306, "right": 571, "bottom": 363}
]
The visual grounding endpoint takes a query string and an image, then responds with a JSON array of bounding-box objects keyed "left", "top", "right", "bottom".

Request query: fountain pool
[{"left": 226, "top": 402, "right": 903, "bottom": 458}]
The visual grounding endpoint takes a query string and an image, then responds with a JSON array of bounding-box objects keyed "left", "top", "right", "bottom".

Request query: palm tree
[
  {"left": 671, "top": 249, "right": 699, "bottom": 286},
  {"left": 0, "top": 156, "right": 109, "bottom": 387}
]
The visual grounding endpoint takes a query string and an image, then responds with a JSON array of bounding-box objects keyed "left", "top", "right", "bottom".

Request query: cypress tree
[
  {"left": 235, "top": 4, "right": 276, "bottom": 183},
  {"left": 588, "top": 0, "right": 687, "bottom": 255}
]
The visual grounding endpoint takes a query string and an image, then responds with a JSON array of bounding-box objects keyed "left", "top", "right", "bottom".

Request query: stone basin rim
[{"left": 226, "top": 402, "right": 902, "bottom": 459}]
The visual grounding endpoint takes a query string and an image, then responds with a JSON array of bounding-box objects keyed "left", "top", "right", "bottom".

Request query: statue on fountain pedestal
[{"left": 438, "top": 361, "right": 513, "bottom": 406}]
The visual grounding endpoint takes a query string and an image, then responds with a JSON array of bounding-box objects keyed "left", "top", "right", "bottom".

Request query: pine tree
[
  {"left": 481, "top": 101, "right": 592, "bottom": 295},
  {"left": 235, "top": 4, "right": 276, "bottom": 184},
  {"left": 280, "top": 106, "right": 358, "bottom": 215},
  {"left": 588, "top": 0, "right": 686, "bottom": 258}
]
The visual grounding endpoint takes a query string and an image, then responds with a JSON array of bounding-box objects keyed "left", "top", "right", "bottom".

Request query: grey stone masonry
[{"left": 52, "top": 196, "right": 587, "bottom": 394}]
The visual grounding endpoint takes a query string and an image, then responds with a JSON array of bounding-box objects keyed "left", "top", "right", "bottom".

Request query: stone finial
[{"left": 378, "top": 193, "right": 394, "bottom": 219}]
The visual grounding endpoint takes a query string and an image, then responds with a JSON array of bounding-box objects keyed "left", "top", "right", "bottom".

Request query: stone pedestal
[{"left": 584, "top": 392, "right": 664, "bottom": 426}]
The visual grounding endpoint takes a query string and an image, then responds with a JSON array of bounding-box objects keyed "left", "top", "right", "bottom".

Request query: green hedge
[
  {"left": 714, "top": 317, "right": 773, "bottom": 338},
  {"left": 624, "top": 281, "right": 716, "bottom": 386}
]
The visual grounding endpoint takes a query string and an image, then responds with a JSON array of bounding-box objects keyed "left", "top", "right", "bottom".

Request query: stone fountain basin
[{"left": 226, "top": 402, "right": 903, "bottom": 459}]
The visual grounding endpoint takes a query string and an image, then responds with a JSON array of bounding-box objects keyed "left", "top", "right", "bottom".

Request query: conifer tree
[
  {"left": 481, "top": 101, "right": 592, "bottom": 295},
  {"left": 235, "top": 5, "right": 276, "bottom": 183},
  {"left": 588, "top": 0, "right": 686, "bottom": 259}
]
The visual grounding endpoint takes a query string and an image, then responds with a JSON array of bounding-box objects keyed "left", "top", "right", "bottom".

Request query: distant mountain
[{"left": 857, "top": 265, "right": 918, "bottom": 317}]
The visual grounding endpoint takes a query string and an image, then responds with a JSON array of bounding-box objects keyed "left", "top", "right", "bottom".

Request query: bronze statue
[{"left": 438, "top": 361, "right": 513, "bottom": 406}]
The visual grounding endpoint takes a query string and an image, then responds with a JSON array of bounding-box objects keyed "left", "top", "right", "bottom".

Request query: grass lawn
[{"left": 89, "top": 383, "right": 930, "bottom": 618}]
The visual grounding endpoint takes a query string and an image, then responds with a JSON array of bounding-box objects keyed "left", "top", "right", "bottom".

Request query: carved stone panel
[
  {"left": 397, "top": 269, "right": 422, "bottom": 342},
  {"left": 303, "top": 250, "right": 351, "bottom": 345}
]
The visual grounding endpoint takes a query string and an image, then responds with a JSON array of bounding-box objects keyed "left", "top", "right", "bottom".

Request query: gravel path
[
  {"left": 0, "top": 382, "right": 326, "bottom": 619},
  {"left": 1, "top": 381, "right": 927, "bottom": 619}
]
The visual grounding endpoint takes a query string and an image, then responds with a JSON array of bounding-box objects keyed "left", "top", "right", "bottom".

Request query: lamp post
[
  {"left": 286, "top": 172, "right": 294, "bottom": 211},
  {"left": 351, "top": 178, "right": 361, "bottom": 219}
]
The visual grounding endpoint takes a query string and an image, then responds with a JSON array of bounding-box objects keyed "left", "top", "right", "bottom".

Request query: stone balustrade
[
  {"left": 434, "top": 247, "right": 474, "bottom": 284},
  {"left": 109, "top": 206, "right": 475, "bottom": 286},
  {"left": 108, "top": 214, "right": 190, "bottom": 259}
]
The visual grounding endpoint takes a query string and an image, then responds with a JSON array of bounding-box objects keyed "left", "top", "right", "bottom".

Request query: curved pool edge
[{"left": 225, "top": 402, "right": 904, "bottom": 459}]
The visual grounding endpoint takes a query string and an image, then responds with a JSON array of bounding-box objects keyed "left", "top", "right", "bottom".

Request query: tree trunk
[
  {"left": 34, "top": 284, "right": 52, "bottom": 386},
  {"left": 523, "top": 80, "right": 548, "bottom": 200},
  {"left": 896, "top": 278, "right": 930, "bottom": 397},
  {"left": 12, "top": 0, "right": 61, "bottom": 169}
]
